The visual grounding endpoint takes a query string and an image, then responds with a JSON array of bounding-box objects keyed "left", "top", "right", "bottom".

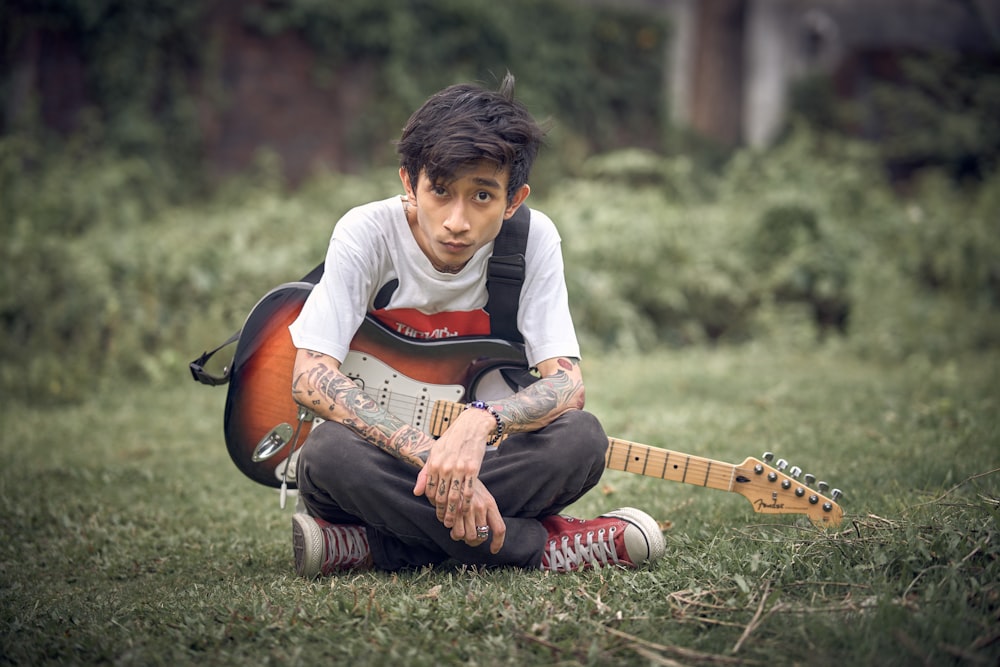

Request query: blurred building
[{"left": 659, "top": 0, "right": 1000, "bottom": 147}]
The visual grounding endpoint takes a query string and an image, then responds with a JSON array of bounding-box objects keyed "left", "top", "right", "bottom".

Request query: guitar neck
[
  {"left": 426, "top": 396, "right": 841, "bottom": 526},
  {"left": 605, "top": 437, "right": 737, "bottom": 492},
  {"left": 430, "top": 401, "right": 735, "bottom": 493}
]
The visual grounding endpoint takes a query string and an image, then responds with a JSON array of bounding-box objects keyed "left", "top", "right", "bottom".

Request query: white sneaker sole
[
  {"left": 601, "top": 507, "right": 666, "bottom": 565},
  {"left": 292, "top": 513, "right": 324, "bottom": 578}
]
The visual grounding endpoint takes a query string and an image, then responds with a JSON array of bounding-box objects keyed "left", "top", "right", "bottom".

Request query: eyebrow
[
  {"left": 432, "top": 173, "right": 505, "bottom": 192},
  {"left": 471, "top": 176, "right": 503, "bottom": 190}
]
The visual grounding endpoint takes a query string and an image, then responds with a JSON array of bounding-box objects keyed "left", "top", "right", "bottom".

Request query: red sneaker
[
  {"left": 292, "top": 513, "right": 372, "bottom": 578},
  {"left": 540, "top": 507, "right": 665, "bottom": 572}
]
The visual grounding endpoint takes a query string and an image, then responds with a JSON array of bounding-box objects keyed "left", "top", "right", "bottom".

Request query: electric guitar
[{"left": 221, "top": 283, "right": 844, "bottom": 527}]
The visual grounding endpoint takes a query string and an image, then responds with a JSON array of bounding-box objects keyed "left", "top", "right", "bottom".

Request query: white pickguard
[
  {"left": 337, "top": 351, "right": 466, "bottom": 433},
  {"left": 277, "top": 351, "right": 506, "bottom": 485}
]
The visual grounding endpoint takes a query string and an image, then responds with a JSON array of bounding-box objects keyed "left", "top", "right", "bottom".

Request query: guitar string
[
  {"left": 609, "top": 445, "right": 828, "bottom": 506},
  {"left": 431, "top": 402, "right": 740, "bottom": 489},
  {"left": 418, "top": 398, "right": 824, "bottom": 509},
  {"left": 376, "top": 389, "right": 438, "bottom": 431},
  {"left": 607, "top": 442, "right": 735, "bottom": 487}
]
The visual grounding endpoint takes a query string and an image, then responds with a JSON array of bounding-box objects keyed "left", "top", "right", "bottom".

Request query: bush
[
  {"left": 546, "top": 126, "right": 999, "bottom": 358},
  {"left": 845, "top": 169, "right": 1000, "bottom": 360},
  {"left": 4, "top": 126, "right": 998, "bottom": 403},
  {"left": 0, "top": 147, "right": 397, "bottom": 402}
]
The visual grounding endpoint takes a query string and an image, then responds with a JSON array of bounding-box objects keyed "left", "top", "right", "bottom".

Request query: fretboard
[
  {"left": 428, "top": 400, "right": 736, "bottom": 492},
  {"left": 605, "top": 437, "right": 737, "bottom": 492}
]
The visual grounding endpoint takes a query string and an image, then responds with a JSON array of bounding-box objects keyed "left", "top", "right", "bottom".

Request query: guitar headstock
[{"left": 732, "top": 452, "right": 844, "bottom": 527}]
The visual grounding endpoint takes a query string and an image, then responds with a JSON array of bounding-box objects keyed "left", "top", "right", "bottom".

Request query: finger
[
  {"left": 442, "top": 478, "right": 464, "bottom": 527},
  {"left": 439, "top": 479, "right": 464, "bottom": 527},
  {"left": 438, "top": 496, "right": 454, "bottom": 525},
  {"left": 471, "top": 515, "right": 489, "bottom": 546},
  {"left": 488, "top": 509, "right": 506, "bottom": 554},
  {"left": 413, "top": 468, "right": 428, "bottom": 497},
  {"left": 452, "top": 509, "right": 474, "bottom": 542},
  {"left": 463, "top": 475, "right": 476, "bottom": 506},
  {"left": 457, "top": 509, "right": 490, "bottom": 546},
  {"left": 430, "top": 477, "right": 447, "bottom": 510}
]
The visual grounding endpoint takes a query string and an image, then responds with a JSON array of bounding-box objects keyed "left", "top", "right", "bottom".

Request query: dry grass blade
[
  {"left": 732, "top": 581, "right": 778, "bottom": 653},
  {"left": 600, "top": 626, "right": 758, "bottom": 665},
  {"left": 629, "top": 645, "right": 688, "bottom": 667},
  {"left": 912, "top": 468, "right": 1000, "bottom": 508}
]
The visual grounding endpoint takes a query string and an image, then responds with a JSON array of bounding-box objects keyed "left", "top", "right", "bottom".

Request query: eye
[{"left": 474, "top": 191, "right": 492, "bottom": 203}]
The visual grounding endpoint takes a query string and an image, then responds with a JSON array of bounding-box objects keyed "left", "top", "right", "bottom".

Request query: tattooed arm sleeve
[
  {"left": 291, "top": 348, "right": 432, "bottom": 467},
  {"left": 488, "top": 356, "right": 586, "bottom": 435}
]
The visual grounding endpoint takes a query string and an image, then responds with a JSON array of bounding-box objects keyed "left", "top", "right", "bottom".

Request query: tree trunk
[{"left": 689, "top": 0, "right": 747, "bottom": 146}]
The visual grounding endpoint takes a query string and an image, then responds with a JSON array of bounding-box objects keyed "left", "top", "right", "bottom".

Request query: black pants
[{"left": 295, "top": 410, "right": 608, "bottom": 571}]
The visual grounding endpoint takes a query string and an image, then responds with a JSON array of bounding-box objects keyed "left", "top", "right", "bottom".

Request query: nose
[{"left": 442, "top": 201, "right": 471, "bottom": 234}]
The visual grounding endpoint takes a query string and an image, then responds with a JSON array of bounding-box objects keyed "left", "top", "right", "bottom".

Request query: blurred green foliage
[
  {"left": 552, "top": 129, "right": 1000, "bottom": 358},
  {"left": 1, "top": 0, "right": 206, "bottom": 189},
  {"left": 2, "top": 0, "right": 666, "bottom": 176},
  {"left": 240, "top": 0, "right": 666, "bottom": 159},
  {"left": 790, "top": 50, "right": 1000, "bottom": 182},
  {"left": 3, "top": 124, "right": 998, "bottom": 404},
  {"left": 2, "top": 1, "right": 999, "bottom": 403}
]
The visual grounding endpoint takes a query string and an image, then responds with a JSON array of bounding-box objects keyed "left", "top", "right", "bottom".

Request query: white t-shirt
[{"left": 289, "top": 195, "right": 580, "bottom": 368}]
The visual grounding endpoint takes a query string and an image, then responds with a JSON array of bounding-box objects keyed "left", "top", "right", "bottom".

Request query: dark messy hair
[{"left": 397, "top": 73, "right": 545, "bottom": 205}]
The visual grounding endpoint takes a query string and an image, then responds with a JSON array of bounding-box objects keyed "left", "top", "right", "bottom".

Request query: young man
[{"left": 287, "top": 74, "right": 664, "bottom": 575}]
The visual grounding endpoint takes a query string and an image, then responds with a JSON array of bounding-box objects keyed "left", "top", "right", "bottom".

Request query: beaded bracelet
[{"left": 465, "top": 400, "right": 504, "bottom": 446}]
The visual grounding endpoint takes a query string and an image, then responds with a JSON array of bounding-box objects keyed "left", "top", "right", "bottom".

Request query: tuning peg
[
  {"left": 776, "top": 458, "right": 788, "bottom": 471},
  {"left": 804, "top": 473, "right": 816, "bottom": 486},
  {"left": 762, "top": 452, "right": 774, "bottom": 463},
  {"left": 831, "top": 488, "right": 843, "bottom": 502},
  {"left": 789, "top": 465, "right": 802, "bottom": 479},
  {"left": 818, "top": 481, "right": 830, "bottom": 492}
]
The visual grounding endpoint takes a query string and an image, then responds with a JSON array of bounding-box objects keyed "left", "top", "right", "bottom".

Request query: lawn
[{"left": 1, "top": 341, "right": 997, "bottom": 666}]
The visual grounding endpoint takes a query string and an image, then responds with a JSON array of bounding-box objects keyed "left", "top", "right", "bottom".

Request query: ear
[
  {"left": 399, "top": 167, "right": 416, "bottom": 200},
  {"left": 503, "top": 184, "right": 531, "bottom": 219}
]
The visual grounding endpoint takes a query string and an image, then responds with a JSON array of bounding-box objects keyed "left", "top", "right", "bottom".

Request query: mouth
[{"left": 439, "top": 240, "right": 471, "bottom": 254}]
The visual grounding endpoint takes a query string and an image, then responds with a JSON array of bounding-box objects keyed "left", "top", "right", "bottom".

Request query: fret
[
  {"left": 409, "top": 398, "right": 837, "bottom": 524},
  {"left": 418, "top": 409, "right": 843, "bottom": 527},
  {"left": 605, "top": 438, "right": 737, "bottom": 493},
  {"left": 429, "top": 401, "right": 455, "bottom": 438}
]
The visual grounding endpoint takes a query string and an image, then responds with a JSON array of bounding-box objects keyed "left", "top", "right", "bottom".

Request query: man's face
[{"left": 401, "top": 162, "right": 529, "bottom": 274}]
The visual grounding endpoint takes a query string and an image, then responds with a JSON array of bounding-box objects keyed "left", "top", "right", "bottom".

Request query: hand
[
  {"left": 451, "top": 478, "right": 506, "bottom": 554},
  {"left": 414, "top": 465, "right": 506, "bottom": 554},
  {"left": 412, "top": 407, "right": 494, "bottom": 522},
  {"left": 412, "top": 407, "right": 503, "bottom": 551}
]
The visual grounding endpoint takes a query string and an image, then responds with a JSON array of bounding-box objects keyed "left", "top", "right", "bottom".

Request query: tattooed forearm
[
  {"left": 491, "top": 359, "right": 585, "bottom": 434},
  {"left": 292, "top": 357, "right": 432, "bottom": 466}
]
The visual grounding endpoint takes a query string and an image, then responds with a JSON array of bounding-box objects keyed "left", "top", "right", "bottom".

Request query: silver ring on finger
[{"left": 476, "top": 525, "right": 489, "bottom": 539}]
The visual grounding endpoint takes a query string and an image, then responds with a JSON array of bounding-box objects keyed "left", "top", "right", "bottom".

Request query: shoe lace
[
  {"left": 543, "top": 526, "right": 620, "bottom": 572},
  {"left": 321, "top": 525, "right": 369, "bottom": 570}
]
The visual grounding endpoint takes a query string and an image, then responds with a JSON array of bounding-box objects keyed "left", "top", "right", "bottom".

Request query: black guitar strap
[
  {"left": 485, "top": 204, "right": 530, "bottom": 344},
  {"left": 190, "top": 206, "right": 532, "bottom": 386}
]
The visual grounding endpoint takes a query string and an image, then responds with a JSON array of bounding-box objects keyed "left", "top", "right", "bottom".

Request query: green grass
[{"left": 2, "top": 342, "right": 998, "bottom": 666}]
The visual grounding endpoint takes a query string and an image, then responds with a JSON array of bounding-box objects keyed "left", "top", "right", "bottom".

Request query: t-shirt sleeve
[
  {"left": 289, "top": 211, "right": 382, "bottom": 363},
  {"left": 518, "top": 210, "right": 581, "bottom": 366}
]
